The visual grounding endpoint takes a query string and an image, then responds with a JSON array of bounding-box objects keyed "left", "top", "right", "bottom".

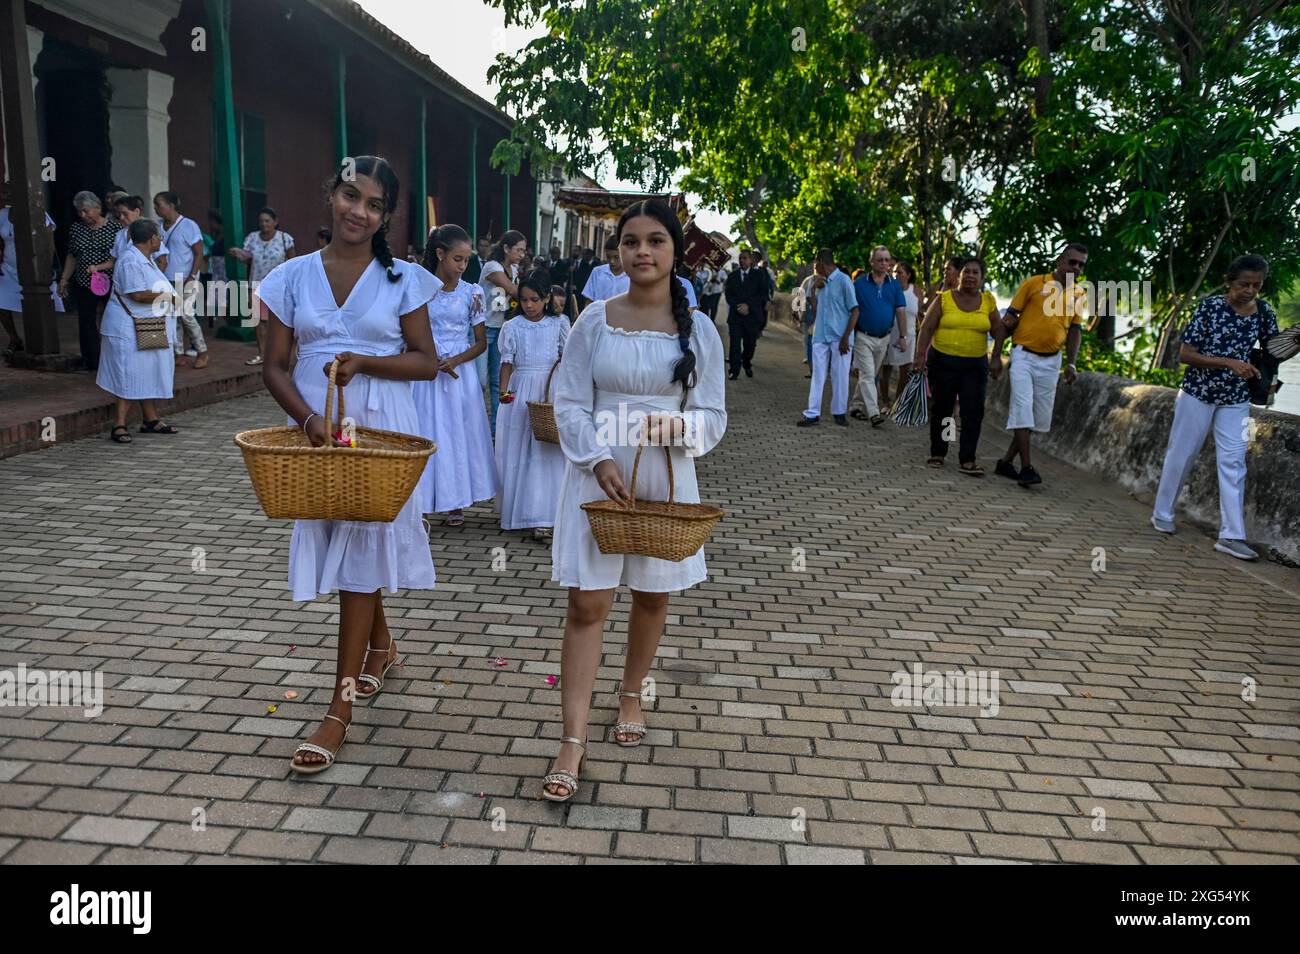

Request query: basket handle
[
  {"left": 543, "top": 357, "right": 561, "bottom": 401},
  {"left": 628, "top": 437, "right": 673, "bottom": 509},
  {"left": 322, "top": 359, "right": 346, "bottom": 440}
]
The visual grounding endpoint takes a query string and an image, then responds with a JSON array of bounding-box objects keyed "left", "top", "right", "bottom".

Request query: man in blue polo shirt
[
  {"left": 798, "top": 248, "right": 859, "bottom": 427},
  {"left": 848, "top": 245, "right": 908, "bottom": 426}
]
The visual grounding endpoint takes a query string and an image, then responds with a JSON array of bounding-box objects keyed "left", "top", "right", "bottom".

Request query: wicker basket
[
  {"left": 526, "top": 358, "right": 561, "bottom": 444},
  {"left": 234, "top": 359, "right": 436, "bottom": 522},
  {"left": 581, "top": 442, "right": 724, "bottom": 562}
]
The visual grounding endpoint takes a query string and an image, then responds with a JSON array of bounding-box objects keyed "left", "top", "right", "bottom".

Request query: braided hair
[
  {"left": 423, "top": 223, "right": 471, "bottom": 278},
  {"left": 328, "top": 155, "right": 401, "bottom": 283},
  {"left": 615, "top": 199, "right": 696, "bottom": 411}
]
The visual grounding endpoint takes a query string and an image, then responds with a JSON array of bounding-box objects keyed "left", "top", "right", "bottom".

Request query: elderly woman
[
  {"left": 58, "top": 190, "right": 120, "bottom": 373},
  {"left": 97, "top": 218, "right": 181, "bottom": 443},
  {"left": 230, "top": 206, "right": 295, "bottom": 366},
  {"left": 1151, "top": 254, "right": 1279, "bottom": 561}
]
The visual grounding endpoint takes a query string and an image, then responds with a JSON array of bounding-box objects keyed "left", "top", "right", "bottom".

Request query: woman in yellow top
[{"left": 913, "top": 256, "right": 1006, "bottom": 475}]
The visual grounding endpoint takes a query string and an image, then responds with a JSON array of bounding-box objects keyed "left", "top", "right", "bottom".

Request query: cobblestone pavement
[{"left": 1, "top": 321, "right": 1298, "bottom": 865}]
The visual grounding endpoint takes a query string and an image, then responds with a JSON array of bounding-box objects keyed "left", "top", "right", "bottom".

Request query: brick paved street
[{"left": 1, "top": 321, "right": 1298, "bottom": 865}]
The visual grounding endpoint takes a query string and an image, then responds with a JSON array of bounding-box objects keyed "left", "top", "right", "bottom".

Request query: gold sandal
[
  {"left": 612, "top": 688, "right": 647, "bottom": 747},
  {"left": 541, "top": 737, "right": 587, "bottom": 802},
  {"left": 289, "top": 713, "right": 349, "bottom": 775},
  {"left": 357, "top": 640, "right": 398, "bottom": 701}
]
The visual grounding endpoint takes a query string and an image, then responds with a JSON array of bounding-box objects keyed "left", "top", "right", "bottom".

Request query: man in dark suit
[
  {"left": 572, "top": 247, "right": 597, "bottom": 311},
  {"left": 723, "top": 249, "right": 768, "bottom": 379}
]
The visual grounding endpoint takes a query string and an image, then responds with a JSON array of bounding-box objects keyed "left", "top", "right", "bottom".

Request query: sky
[{"left": 353, "top": 0, "right": 733, "bottom": 237}]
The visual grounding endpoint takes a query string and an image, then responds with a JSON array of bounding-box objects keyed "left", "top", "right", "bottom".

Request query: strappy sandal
[
  {"left": 139, "top": 419, "right": 179, "bottom": 434},
  {"left": 444, "top": 510, "right": 465, "bottom": 527},
  {"left": 289, "top": 713, "right": 349, "bottom": 775},
  {"left": 541, "top": 737, "right": 587, "bottom": 802},
  {"left": 530, "top": 527, "right": 553, "bottom": 542},
  {"left": 110, "top": 425, "right": 132, "bottom": 444},
  {"left": 356, "top": 640, "right": 398, "bottom": 701},
  {"left": 926, "top": 457, "right": 944, "bottom": 468},
  {"left": 613, "top": 688, "right": 648, "bottom": 747},
  {"left": 959, "top": 462, "right": 985, "bottom": 477}
]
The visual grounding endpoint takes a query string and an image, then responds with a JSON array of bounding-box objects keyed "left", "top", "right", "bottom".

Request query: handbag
[
  {"left": 1247, "top": 310, "right": 1281, "bottom": 406},
  {"left": 113, "top": 285, "right": 170, "bottom": 351},
  {"left": 90, "top": 270, "right": 111, "bottom": 297}
]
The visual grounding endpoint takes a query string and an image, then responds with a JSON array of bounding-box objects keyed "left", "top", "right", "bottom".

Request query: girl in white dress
[
  {"left": 411, "top": 224, "right": 497, "bottom": 525},
  {"left": 495, "top": 268, "right": 570, "bottom": 541},
  {"left": 881, "top": 259, "right": 921, "bottom": 408},
  {"left": 96, "top": 219, "right": 180, "bottom": 443},
  {"left": 541, "top": 199, "right": 727, "bottom": 802},
  {"left": 255, "top": 156, "right": 441, "bottom": 774}
]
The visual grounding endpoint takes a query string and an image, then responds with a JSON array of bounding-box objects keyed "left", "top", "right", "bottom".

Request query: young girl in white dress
[
  {"left": 255, "top": 156, "right": 441, "bottom": 774},
  {"left": 96, "top": 219, "right": 181, "bottom": 443},
  {"left": 541, "top": 199, "right": 727, "bottom": 802},
  {"left": 411, "top": 224, "right": 497, "bottom": 527},
  {"left": 495, "top": 268, "right": 570, "bottom": 541},
  {"left": 881, "top": 259, "right": 921, "bottom": 408}
]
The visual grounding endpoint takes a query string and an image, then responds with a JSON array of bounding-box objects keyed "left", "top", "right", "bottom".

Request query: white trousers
[
  {"left": 1153, "top": 389, "right": 1249, "bottom": 540},
  {"left": 806, "top": 339, "right": 853, "bottom": 418},
  {"left": 848, "top": 332, "right": 891, "bottom": 416}
]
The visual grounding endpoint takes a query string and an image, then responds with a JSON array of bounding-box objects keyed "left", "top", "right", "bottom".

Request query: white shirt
[
  {"left": 160, "top": 214, "right": 203, "bottom": 281},
  {"left": 0, "top": 207, "right": 56, "bottom": 283},
  {"left": 479, "top": 259, "right": 517, "bottom": 329},
  {"left": 583, "top": 264, "right": 696, "bottom": 306}
]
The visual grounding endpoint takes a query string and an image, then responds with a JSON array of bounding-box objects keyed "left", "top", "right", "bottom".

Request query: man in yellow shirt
[{"left": 993, "top": 243, "right": 1089, "bottom": 486}]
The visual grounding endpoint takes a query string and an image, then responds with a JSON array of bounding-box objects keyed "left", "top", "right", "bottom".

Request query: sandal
[
  {"left": 109, "top": 425, "right": 132, "bottom": 444},
  {"left": 444, "top": 510, "right": 465, "bottom": 527},
  {"left": 356, "top": 639, "right": 398, "bottom": 701},
  {"left": 926, "top": 457, "right": 944, "bottom": 468},
  {"left": 541, "top": 737, "right": 587, "bottom": 802},
  {"left": 612, "top": 688, "right": 648, "bottom": 747},
  {"left": 288, "top": 713, "right": 349, "bottom": 775},
  {"left": 530, "top": 527, "right": 553, "bottom": 542},
  {"left": 959, "top": 462, "right": 985, "bottom": 477},
  {"left": 139, "top": 419, "right": 179, "bottom": 434}
]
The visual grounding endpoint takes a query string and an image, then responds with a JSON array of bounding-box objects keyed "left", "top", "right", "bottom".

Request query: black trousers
[
  {"left": 927, "top": 348, "right": 988, "bottom": 463},
  {"left": 727, "top": 313, "right": 764, "bottom": 374},
  {"left": 702, "top": 293, "right": 721, "bottom": 321},
  {"left": 72, "top": 283, "right": 104, "bottom": 371}
]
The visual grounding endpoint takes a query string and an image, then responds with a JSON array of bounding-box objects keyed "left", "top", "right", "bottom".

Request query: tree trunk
[
  {"left": 742, "top": 175, "right": 767, "bottom": 257},
  {"left": 1025, "top": 0, "right": 1052, "bottom": 120}
]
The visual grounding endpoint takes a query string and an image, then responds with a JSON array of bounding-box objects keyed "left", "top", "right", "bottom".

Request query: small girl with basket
[
  {"left": 495, "top": 268, "right": 570, "bottom": 542},
  {"left": 254, "top": 156, "right": 441, "bottom": 775},
  {"left": 541, "top": 199, "right": 727, "bottom": 802}
]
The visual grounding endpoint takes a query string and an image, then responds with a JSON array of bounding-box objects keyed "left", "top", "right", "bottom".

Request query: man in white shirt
[{"left": 580, "top": 236, "right": 626, "bottom": 306}]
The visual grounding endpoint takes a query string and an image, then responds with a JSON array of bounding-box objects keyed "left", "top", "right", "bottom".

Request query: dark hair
[
  {"left": 153, "top": 191, "right": 180, "bottom": 210},
  {"left": 257, "top": 207, "right": 278, "bottom": 221},
  {"left": 814, "top": 247, "right": 835, "bottom": 266},
  {"left": 515, "top": 267, "right": 552, "bottom": 315},
  {"left": 329, "top": 155, "right": 401, "bottom": 282},
  {"left": 490, "top": 229, "right": 527, "bottom": 264},
  {"left": 128, "top": 218, "right": 159, "bottom": 244},
  {"left": 959, "top": 255, "right": 987, "bottom": 279},
  {"left": 1061, "top": 242, "right": 1089, "bottom": 257},
  {"left": 548, "top": 284, "right": 567, "bottom": 315},
  {"left": 113, "top": 194, "right": 144, "bottom": 212},
  {"left": 946, "top": 255, "right": 965, "bottom": 271},
  {"left": 317, "top": 227, "right": 332, "bottom": 242},
  {"left": 603, "top": 236, "right": 620, "bottom": 253},
  {"left": 1225, "top": 254, "right": 1269, "bottom": 281},
  {"left": 894, "top": 259, "right": 915, "bottom": 285},
  {"left": 584, "top": 247, "right": 595, "bottom": 256},
  {"left": 423, "top": 223, "right": 472, "bottom": 275},
  {"left": 616, "top": 198, "right": 695, "bottom": 411}
]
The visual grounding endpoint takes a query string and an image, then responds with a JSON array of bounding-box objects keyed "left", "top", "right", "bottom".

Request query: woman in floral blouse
[{"left": 1151, "top": 253, "right": 1279, "bottom": 560}]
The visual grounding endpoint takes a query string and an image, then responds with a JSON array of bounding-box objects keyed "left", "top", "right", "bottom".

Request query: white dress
[
  {"left": 253, "top": 252, "right": 438, "bottom": 602},
  {"left": 550, "top": 300, "right": 727, "bottom": 591},
  {"left": 495, "top": 313, "right": 570, "bottom": 529},
  {"left": 411, "top": 278, "right": 498, "bottom": 513},
  {"left": 886, "top": 285, "right": 919, "bottom": 366},
  {"left": 0, "top": 207, "right": 65, "bottom": 313},
  {"left": 95, "top": 246, "right": 176, "bottom": 400}
]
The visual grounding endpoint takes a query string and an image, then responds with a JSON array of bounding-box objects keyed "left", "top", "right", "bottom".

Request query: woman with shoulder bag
[{"left": 97, "top": 219, "right": 181, "bottom": 443}]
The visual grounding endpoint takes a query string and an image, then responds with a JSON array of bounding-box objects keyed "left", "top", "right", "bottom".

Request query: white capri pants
[{"left": 1153, "top": 389, "right": 1249, "bottom": 541}]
